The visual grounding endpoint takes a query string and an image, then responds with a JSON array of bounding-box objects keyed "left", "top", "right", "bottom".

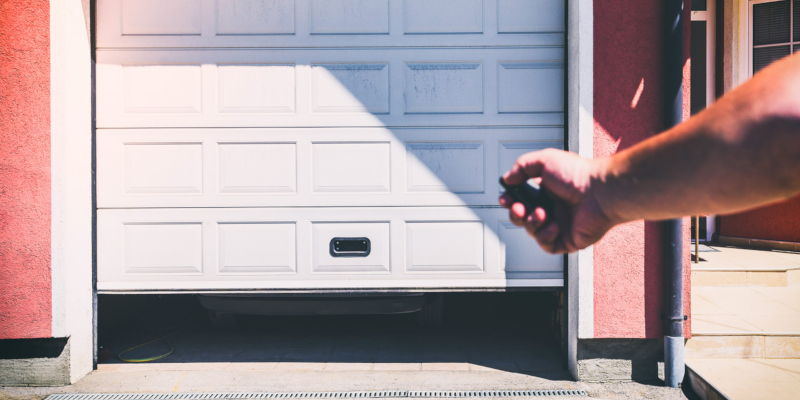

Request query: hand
[{"left": 499, "top": 149, "right": 618, "bottom": 254}]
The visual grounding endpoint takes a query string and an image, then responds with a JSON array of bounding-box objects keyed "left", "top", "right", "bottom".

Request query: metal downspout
[{"left": 664, "top": 0, "right": 686, "bottom": 389}]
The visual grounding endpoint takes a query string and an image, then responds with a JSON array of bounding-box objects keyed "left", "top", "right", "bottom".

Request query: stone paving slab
[
  {"left": 687, "top": 358, "right": 800, "bottom": 400},
  {"left": 692, "top": 286, "right": 800, "bottom": 334}
]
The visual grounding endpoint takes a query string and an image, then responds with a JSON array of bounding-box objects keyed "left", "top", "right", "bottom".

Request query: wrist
[{"left": 589, "top": 156, "right": 628, "bottom": 226}]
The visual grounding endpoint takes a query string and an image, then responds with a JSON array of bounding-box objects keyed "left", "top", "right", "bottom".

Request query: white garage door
[{"left": 96, "top": 0, "right": 565, "bottom": 291}]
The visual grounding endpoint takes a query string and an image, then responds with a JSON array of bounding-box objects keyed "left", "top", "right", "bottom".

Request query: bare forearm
[{"left": 593, "top": 53, "right": 800, "bottom": 224}]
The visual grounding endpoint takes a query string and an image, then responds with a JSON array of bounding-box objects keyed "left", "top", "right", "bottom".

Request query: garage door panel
[
  {"left": 405, "top": 221, "right": 485, "bottom": 273},
  {"left": 97, "top": 0, "right": 567, "bottom": 291},
  {"left": 312, "top": 142, "right": 392, "bottom": 193},
  {"left": 122, "top": 65, "right": 203, "bottom": 114},
  {"left": 124, "top": 143, "right": 204, "bottom": 194},
  {"left": 122, "top": 222, "right": 204, "bottom": 275},
  {"left": 498, "top": 62, "right": 564, "bottom": 113},
  {"left": 406, "top": 142, "right": 484, "bottom": 193},
  {"left": 497, "top": 0, "right": 565, "bottom": 34},
  {"left": 97, "top": 127, "right": 562, "bottom": 208},
  {"left": 97, "top": 48, "right": 563, "bottom": 128},
  {"left": 311, "top": 63, "right": 390, "bottom": 114},
  {"left": 218, "top": 143, "right": 297, "bottom": 194},
  {"left": 218, "top": 222, "right": 297, "bottom": 274},
  {"left": 218, "top": 64, "right": 296, "bottom": 114},
  {"left": 98, "top": 0, "right": 564, "bottom": 48},
  {"left": 310, "top": 0, "right": 390, "bottom": 35},
  {"left": 98, "top": 207, "right": 563, "bottom": 290},
  {"left": 120, "top": 0, "right": 203, "bottom": 36},
  {"left": 216, "top": 0, "right": 296, "bottom": 35},
  {"left": 403, "top": 0, "right": 484, "bottom": 34},
  {"left": 404, "top": 63, "right": 484, "bottom": 114}
]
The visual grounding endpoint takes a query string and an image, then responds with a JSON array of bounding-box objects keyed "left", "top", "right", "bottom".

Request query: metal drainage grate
[{"left": 47, "top": 390, "right": 588, "bottom": 400}]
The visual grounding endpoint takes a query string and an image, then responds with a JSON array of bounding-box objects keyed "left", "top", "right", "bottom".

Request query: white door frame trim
[
  {"left": 566, "top": 0, "right": 594, "bottom": 380},
  {"left": 50, "top": 0, "right": 94, "bottom": 383}
]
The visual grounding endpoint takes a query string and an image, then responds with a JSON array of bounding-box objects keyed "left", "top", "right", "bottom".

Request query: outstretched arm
[{"left": 500, "top": 52, "right": 800, "bottom": 254}]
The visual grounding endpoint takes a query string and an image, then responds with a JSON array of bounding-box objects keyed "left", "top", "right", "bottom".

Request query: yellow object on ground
[{"left": 117, "top": 328, "right": 182, "bottom": 363}]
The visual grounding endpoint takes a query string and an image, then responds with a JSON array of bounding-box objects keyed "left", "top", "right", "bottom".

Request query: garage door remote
[{"left": 499, "top": 177, "right": 556, "bottom": 220}]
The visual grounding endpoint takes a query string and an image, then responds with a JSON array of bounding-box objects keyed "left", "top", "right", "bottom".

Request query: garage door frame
[
  {"left": 93, "top": 0, "right": 583, "bottom": 293},
  {"left": 48, "top": 0, "right": 593, "bottom": 379}
]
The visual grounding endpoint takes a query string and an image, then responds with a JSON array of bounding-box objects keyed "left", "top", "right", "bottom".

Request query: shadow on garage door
[{"left": 97, "top": 292, "right": 567, "bottom": 379}]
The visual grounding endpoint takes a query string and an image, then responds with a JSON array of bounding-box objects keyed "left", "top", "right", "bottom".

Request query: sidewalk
[{"left": 686, "top": 244, "right": 800, "bottom": 400}]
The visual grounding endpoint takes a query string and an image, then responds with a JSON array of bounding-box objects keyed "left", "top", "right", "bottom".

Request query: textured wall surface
[
  {"left": 0, "top": 338, "right": 70, "bottom": 385},
  {"left": 720, "top": 195, "right": 800, "bottom": 243},
  {"left": 593, "top": 0, "right": 692, "bottom": 339},
  {"left": 0, "top": 0, "right": 52, "bottom": 339}
]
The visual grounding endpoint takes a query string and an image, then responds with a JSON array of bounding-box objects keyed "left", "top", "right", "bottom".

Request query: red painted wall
[
  {"left": 0, "top": 0, "right": 52, "bottom": 339},
  {"left": 720, "top": 195, "right": 800, "bottom": 243},
  {"left": 593, "top": 0, "right": 692, "bottom": 339}
]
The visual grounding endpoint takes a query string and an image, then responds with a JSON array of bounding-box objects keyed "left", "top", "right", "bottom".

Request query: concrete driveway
[{"left": 0, "top": 293, "right": 694, "bottom": 400}]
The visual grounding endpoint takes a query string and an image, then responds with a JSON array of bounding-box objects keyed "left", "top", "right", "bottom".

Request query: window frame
[
  {"left": 748, "top": 0, "right": 796, "bottom": 78},
  {"left": 691, "top": 3, "right": 716, "bottom": 113}
]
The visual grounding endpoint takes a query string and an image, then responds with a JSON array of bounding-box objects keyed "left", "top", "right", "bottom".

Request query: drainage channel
[{"left": 47, "top": 390, "right": 588, "bottom": 400}]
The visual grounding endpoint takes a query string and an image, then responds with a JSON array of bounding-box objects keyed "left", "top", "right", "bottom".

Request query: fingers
[
  {"left": 502, "top": 150, "right": 549, "bottom": 185},
  {"left": 508, "top": 203, "right": 527, "bottom": 227},
  {"left": 502, "top": 204, "right": 570, "bottom": 255},
  {"left": 504, "top": 203, "right": 550, "bottom": 234},
  {"left": 500, "top": 187, "right": 571, "bottom": 254},
  {"left": 525, "top": 207, "right": 550, "bottom": 238},
  {"left": 500, "top": 195, "right": 531, "bottom": 230},
  {"left": 498, "top": 193, "right": 514, "bottom": 208},
  {"left": 533, "top": 221, "right": 562, "bottom": 254}
]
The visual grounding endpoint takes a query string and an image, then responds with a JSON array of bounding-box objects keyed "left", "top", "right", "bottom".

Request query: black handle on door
[{"left": 330, "top": 237, "right": 371, "bottom": 257}]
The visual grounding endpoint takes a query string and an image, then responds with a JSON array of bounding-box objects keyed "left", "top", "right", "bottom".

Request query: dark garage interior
[{"left": 97, "top": 292, "right": 567, "bottom": 378}]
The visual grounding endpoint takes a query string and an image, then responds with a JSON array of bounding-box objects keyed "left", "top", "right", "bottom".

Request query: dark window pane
[
  {"left": 692, "top": 0, "right": 707, "bottom": 11},
  {"left": 795, "top": 0, "right": 800, "bottom": 41},
  {"left": 754, "top": 45, "right": 791, "bottom": 72},
  {"left": 691, "top": 21, "right": 707, "bottom": 114},
  {"left": 753, "top": 1, "right": 790, "bottom": 45}
]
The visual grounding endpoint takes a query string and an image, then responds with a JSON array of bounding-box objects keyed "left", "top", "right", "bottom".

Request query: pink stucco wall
[
  {"left": 0, "top": 0, "right": 52, "bottom": 339},
  {"left": 593, "top": 0, "right": 692, "bottom": 339},
  {"left": 720, "top": 195, "right": 800, "bottom": 243},
  {"left": 0, "top": 0, "right": 697, "bottom": 342}
]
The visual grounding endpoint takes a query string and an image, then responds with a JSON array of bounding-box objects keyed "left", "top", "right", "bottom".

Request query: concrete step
[
  {"left": 690, "top": 244, "right": 800, "bottom": 287},
  {"left": 687, "top": 334, "right": 800, "bottom": 358},
  {"left": 690, "top": 286, "right": 800, "bottom": 358},
  {"left": 692, "top": 267, "right": 800, "bottom": 287}
]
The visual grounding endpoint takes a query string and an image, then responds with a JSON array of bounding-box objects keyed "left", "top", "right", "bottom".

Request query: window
[
  {"left": 691, "top": 3, "right": 715, "bottom": 114},
  {"left": 692, "top": 0, "right": 707, "bottom": 11},
  {"left": 751, "top": 0, "right": 800, "bottom": 74}
]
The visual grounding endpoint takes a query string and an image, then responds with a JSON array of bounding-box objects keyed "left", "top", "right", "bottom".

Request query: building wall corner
[{"left": 50, "top": 0, "right": 94, "bottom": 384}]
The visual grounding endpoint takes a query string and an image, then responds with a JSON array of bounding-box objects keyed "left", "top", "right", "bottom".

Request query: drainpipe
[
  {"left": 664, "top": 219, "right": 684, "bottom": 387},
  {"left": 663, "top": 0, "right": 686, "bottom": 389}
]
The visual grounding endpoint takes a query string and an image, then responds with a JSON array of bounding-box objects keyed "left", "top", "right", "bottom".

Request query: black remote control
[{"left": 499, "top": 177, "right": 556, "bottom": 219}]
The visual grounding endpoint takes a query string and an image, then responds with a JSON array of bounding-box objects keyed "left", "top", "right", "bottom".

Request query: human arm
[{"left": 500, "top": 52, "right": 800, "bottom": 254}]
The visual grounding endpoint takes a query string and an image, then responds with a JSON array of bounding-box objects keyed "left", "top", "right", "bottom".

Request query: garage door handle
[{"left": 330, "top": 237, "right": 371, "bottom": 257}]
